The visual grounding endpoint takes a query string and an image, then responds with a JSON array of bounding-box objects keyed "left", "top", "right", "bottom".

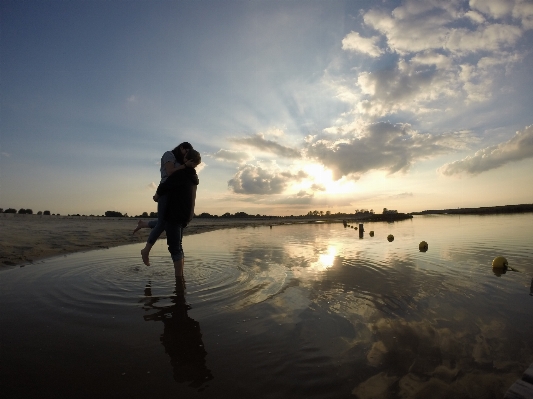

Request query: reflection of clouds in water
[{"left": 351, "top": 316, "right": 529, "bottom": 399}]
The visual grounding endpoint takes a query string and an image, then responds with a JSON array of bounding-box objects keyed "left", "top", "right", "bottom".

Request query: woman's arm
[
  {"left": 189, "top": 185, "right": 197, "bottom": 223},
  {"left": 164, "top": 161, "right": 185, "bottom": 177},
  {"left": 164, "top": 160, "right": 196, "bottom": 176}
]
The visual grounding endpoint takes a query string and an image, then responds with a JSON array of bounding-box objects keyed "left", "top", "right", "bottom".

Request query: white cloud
[
  {"left": 212, "top": 149, "right": 253, "bottom": 164},
  {"left": 306, "top": 122, "right": 471, "bottom": 180},
  {"left": 470, "top": 0, "right": 514, "bottom": 19},
  {"left": 341, "top": 31, "right": 384, "bottom": 57},
  {"left": 363, "top": 1, "right": 524, "bottom": 56},
  {"left": 446, "top": 24, "right": 522, "bottom": 53},
  {"left": 513, "top": 1, "right": 533, "bottom": 29},
  {"left": 230, "top": 133, "right": 301, "bottom": 158},
  {"left": 411, "top": 51, "right": 452, "bottom": 69},
  {"left": 148, "top": 182, "right": 157, "bottom": 190},
  {"left": 439, "top": 125, "right": 533, "bottom": 175},
  {"left": 355, "top": 58, "right": 460, "bottom": 116},
  {"left": 465, "top": 10, "right": 486, "bottom": 24}
]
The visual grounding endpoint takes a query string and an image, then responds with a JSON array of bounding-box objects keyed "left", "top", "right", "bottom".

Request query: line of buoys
[{"left": 346, "top": 224, "right": 510, "bottom": 275}]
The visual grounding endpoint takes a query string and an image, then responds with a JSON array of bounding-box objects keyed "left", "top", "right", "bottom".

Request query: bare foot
[
  {"left": 133, "top": 220, "right": 148, "bottom": 235},
  {"left": 141, "top": 248, "right": 150, "bottom": 266}
]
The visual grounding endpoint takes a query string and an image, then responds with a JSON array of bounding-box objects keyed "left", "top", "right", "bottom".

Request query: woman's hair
[
  {"left": 186, "top": 149, "right": 201, "bottom": 166},
  {"left": 172, "top": 142, "right": 193, "bottom": 164}
]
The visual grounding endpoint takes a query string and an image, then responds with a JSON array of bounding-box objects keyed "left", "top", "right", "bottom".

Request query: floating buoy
[
  {"left": 270, "top": 225, "right": 272, "bottom": 229},
  {"left": 387, "top": 234, "right": 394, "bottom": 242},
  {"left": 354, "top": 227, "right": 358, "bottom": 230},
  {"left": 419, "top": 241, "right": 428, "bottom": 252},
  {"left": 492, "top": 256, "right": 508, "bottom": 269},
  {"left": 369, "top": 231, "right": 374, "bottom": 237}
]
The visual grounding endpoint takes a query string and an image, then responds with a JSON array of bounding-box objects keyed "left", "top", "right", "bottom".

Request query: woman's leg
[
  {"left": 133, "top": 219, "right": 151, "bottom": 234},
  {"left": 141, "top": 195, "right": 168, "bottom": 266},
  {"left": 165, "top": 221, "right": 185, "bottom": 278}
]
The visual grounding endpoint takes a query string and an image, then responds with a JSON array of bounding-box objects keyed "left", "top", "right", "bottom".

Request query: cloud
[
  {"left": 230, "top": 133, "right": 301, "bottom": 158},
  {"left": 469, "top": 0, "right": 514, "bottom": 20},
  {"left": 356, "top": 59, "right": 455, "bottom": 116},
  {"left": 341, "top": 31, "right": 384, "bottom": 57},
  {"left": 389, "top": 192, "right": 414, "bottom": 199},
  {"left": 465, "top": 10, "right": 486, "bottom": 24},
  {"left": 439, "top": 125, "right": 533, "bottom": 175},
  {"left": 212, "top": 149, "right": 253, "bottom": 164},
  {"left": 228, "top": 164, "right": 307, "bottom": 195},
  {"left": 310, "top": 183, "right": 326, "bottom": 192},
  {"left": 468, "top": 0, "right": 533, "bottom": 30},
  {"left": 1, "top": 152, "right": 10, "bottom": 157},
  {"left": 148, "top": 182, "right": 157, "bottom": 190},
  {"left": 296, "top": 190, "right": 314, "bottom": 198},
  {"left": 363, "top": 1, "right": 524, "bottom": 56},
  {"left": 306, "top": 122, "right": 470, "bottom": 180}
]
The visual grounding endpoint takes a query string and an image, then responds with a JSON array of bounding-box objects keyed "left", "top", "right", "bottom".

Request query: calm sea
[{"left": 1, "top": 214, "right": 532, "bottom": 398}]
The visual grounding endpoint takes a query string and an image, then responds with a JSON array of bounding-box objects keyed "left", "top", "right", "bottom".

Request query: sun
[{"left": 293, "top": 163, "right": 356, "bottom": 195}]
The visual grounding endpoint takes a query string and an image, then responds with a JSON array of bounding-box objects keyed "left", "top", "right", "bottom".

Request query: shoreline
[{"left": 0, "top": 214, "right": 350, "bottom": 269}]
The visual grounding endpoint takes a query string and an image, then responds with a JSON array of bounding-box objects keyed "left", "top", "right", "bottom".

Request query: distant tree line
[{"left": 1, "top": 208, "right": 53, "bottom": 215}]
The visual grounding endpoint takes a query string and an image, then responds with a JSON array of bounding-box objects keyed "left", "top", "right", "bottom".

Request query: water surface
[{"left": 1, "top": 214, "right": 532, "bottom": 398}]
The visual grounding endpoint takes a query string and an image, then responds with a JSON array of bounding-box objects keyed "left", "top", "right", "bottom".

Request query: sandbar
[{"left": 0, "top": 214, "right": 330, "bottom": 268}]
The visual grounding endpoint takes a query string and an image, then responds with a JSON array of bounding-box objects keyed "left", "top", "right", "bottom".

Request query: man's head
[{"left": 185, "top": 149, "right": 201, "bottom": 167}]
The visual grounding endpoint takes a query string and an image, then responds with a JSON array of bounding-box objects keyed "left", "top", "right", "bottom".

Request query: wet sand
[{"left": 0, "top": 213, "right": 337, "bottom": 268}]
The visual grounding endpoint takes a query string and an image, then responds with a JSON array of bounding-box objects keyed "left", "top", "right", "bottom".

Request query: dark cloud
[
  {"left": 231, "top": 133, "right": 301, "bottom": 158},
  {"left": 439, "top": 125, "right": 533, "bottom": 176},
  {"left": 310, "top": 183, "right": 326, "bottom": 192},
  {"left": 228, "top": 164, "right": 308, "bottom": 195},
  {"left": 306, "top": 122, "right": 468, "bottom": 180}
]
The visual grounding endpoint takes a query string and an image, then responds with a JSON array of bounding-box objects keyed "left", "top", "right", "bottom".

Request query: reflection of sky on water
[
  {"left": 181, "top": 214, "right": 533, "bottom": 397},
  {"left": 1, "top": 214, "right": 532, "bottom": 398}
]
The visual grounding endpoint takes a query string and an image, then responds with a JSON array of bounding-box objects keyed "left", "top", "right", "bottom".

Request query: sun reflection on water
[{"left": 313, "top": 246, "right": 337, "bottom": 271}]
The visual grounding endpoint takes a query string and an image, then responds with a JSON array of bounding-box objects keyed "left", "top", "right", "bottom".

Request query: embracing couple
[{"left": 134, "top": 142, "right": 201, "bottom": 280}]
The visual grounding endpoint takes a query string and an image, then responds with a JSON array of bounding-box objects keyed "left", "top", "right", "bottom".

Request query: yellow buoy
[
  {"left": 419, "top": 241, "right": 428, "bottom": 252},
  {"left": 492, "top": 256, "right": 508, "bottom": 269},
  {"left": 369, "top": 231, "right": 374, "bottom": 237},
  {"left": 387, "top": 234, "right": 394, "bottom": 242},
  {"left": 354, "top": 227, "right": 358, "bottom": 230}
]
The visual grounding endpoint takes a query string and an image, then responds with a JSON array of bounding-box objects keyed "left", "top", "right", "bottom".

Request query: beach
[
  {"left": 0, "top": 214, "right": 280, "bottom": 268},
  {"left": 0, "top": 213, "right": 330, "bottom": 268}
]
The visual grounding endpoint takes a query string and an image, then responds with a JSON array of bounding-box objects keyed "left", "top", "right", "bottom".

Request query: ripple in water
[{"left": 1, "top": 214, "right": 533, "bottom": 398}]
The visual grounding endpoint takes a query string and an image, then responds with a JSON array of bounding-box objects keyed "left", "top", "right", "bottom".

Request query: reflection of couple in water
[{"left": 142, "top": 280, "right": 213, "bottom": 388}]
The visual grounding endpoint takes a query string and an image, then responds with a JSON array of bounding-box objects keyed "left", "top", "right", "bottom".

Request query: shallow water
[{"left": 1, "top": 214, "right": 533, "bottom": 398}]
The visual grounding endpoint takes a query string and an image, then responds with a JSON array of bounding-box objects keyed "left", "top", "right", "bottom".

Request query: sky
[{"left": 1, "top": 0, "right": 533, "bottom": 217}]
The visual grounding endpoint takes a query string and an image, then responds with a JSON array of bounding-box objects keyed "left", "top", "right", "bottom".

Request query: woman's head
[
  {"left": 185, "top": 149, "right": 201, "bottom": 167},
  {"left": 172, "top": 142, "right": 193, "bottom": 163}
]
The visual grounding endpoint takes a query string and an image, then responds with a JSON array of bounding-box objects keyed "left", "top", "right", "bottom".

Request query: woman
[
  {"left": 154, "top": 149, "right": 201, "bottom": 278},
  {"left": 134, "top": 142, "right": 194, "bottom": 266}
]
